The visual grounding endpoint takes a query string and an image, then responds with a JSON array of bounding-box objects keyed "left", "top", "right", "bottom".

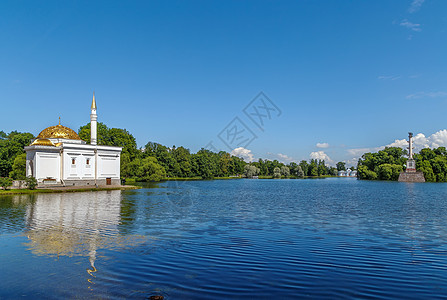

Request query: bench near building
[{"left": 24, "top": 94, "right": 122, "bottom": 187}]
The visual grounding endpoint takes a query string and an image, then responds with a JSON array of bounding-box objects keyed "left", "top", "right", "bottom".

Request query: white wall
[
  {"left": 25, "top": 144, "right": 121, "bottom": 183},
  {"left": 63, "top": 150, "right": 96, "bottom": 180},
  {"left": 35, "top": 152, "right": 60, "bottom": 182},
  {"left": 97, "top": 151, "right": 120, "bottom": 179}
]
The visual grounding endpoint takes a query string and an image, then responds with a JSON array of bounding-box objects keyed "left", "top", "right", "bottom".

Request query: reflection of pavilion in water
[{"left": 23, "top": 191, "right": 145, "bottom": 284}]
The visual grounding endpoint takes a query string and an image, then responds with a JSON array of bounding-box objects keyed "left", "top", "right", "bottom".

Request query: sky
[{"left": 1, "top": 0, "right": 447, "bottom": 166}]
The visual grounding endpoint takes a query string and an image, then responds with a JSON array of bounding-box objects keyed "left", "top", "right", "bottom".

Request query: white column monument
[
  {"left": 406, "top": 132, "right": 416, "bottom": 171},
  {"left": 398, "top": 132, "right": 425, "bottom": 182}
]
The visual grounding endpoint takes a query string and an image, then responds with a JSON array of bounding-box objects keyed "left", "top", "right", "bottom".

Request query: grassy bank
[{"left": 0, "top": 185, "right": 140, "bottom": 195}]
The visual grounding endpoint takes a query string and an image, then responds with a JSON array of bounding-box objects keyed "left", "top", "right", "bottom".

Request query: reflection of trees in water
[
  {"left": 0, "top": 194, "right": 36, "bottom": 233},
  {"left": 21, "top": 191, "right": 147, "bottom": 287}
]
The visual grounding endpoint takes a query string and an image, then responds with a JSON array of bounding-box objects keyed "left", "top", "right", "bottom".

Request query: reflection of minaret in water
[{"left": 23, "top": 191, "right": 122, "bottom": 286}]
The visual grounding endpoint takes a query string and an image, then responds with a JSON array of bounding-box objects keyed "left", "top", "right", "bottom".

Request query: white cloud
[
  {"left": 265, "top": 152, "right": 294, "bottom": 163},
  {"left": 400, "top": 19, "right": 422, "bottom": 32},
  {"left": 231, "top": 147, "right": 255, "bottom": 162},
  {"left": 316, "top": 142, "right": 329, "bottom": 148},
  {"left": 277, "top": 153, "right": 294, "bottom": 163},
  {"left": 347, "top": 129, "right": 447, "bottom": 159},
  {"left": 430, "top": 130, "right": 447, "bottom": 148},
  {"left": 310, "top": 151, "right": 333, "bottom": 163},
  {"left": 347, "top": 147, "right": 381, "bottom": 157},
  {"left": 409, "top": 0, "right": 425, "bottom": 13},
  {"left": 346, "top": 158, "right": 359, "bottom": 167},
  {"left": 406, "top": 91, "right": 447, "bottom": 99},
  {"left": 378, "top": 75, "right": 401, "bottom": 81}
]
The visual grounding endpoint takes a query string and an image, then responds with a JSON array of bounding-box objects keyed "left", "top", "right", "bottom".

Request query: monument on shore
[{"left": 398, "top": 132, "right": 425, "bottom": 182}]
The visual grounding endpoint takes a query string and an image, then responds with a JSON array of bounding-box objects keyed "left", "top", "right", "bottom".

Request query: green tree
[
  {"left": 357, "top": 165, "right": 378, "bottom": 180},
  {"left": 308, "top": 159, "right": 318, "bottom": 176},
  {"left": 336, "top": 162, "right": 346, "bottom": 171},
  {"left": 328, "top": 167, "right": 338, "bottom": 176},
  {"left": 0, "top": 131, "right": 34, "bottom": 177},
  {"left": 299, "top": 160, "right": 309, "bottom": 176},
  {"left": 318, "top": 160, "right": 328, "bottom": 175},
  {"left": 173, "top": 146, "right": 192, "bottom": 177},
  {"left": 139, "top": 157, "right": 166, "bottom": 181},
  {"left": 230, "top": 156, "right": 246, "bottom": 175},
  {"left": 280, "top": 166, "right": 290, "bottom": 177},
  {"left": 218, "top": 151, "right": 231, "bottom": 177},
  {"left": 430, "top": 156, "right": 447, "bottom": 182},
  {"left": 357, "top": 147, "right": 408, "bottom": 181},
  {"left": 273, "top": 167, "right": 281, "bottom": 178},
  {"left": 244, "top": 165, "right": 259, "bottom": 178},
  {"left": 296, "top": 165, "right": 305, "bottom": 178},
  {"left": 416, "top": 159, "right": 435, "bottom": 182},
  {"left": 376, "top": 164, "right": 402, "bottom": 181},
  {"left": 9, "top": 153, "right": 26, "bottom": 180}
]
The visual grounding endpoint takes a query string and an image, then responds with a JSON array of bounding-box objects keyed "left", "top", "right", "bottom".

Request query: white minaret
[{"left": 90, "top": 93, "right": 97, "bottom": 145}]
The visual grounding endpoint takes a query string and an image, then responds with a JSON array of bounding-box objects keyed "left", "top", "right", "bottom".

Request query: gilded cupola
[
  {"left": 30, "top": 138, "right": 56, "bottom": 147},
  {"left": 36, "top": 124, "right": 81, "bottom": 140}
]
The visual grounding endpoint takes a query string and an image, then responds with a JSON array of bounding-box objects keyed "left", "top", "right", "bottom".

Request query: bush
[
  {"left": 25, "top": 176, "right": 38, "bottom": 190},
  {"left": 0, "top": 177, "right": 13, "bottom": 190}
]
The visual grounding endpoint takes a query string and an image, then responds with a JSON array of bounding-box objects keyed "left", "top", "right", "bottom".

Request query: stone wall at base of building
[
  {"left": 12, "top": 180, "right": 27, "bottom": 189},
  {"left": 37, "top": 178, "right": 121, "bottom": 188},
  {"left": 398, "top": 171, "right": 426, "bottom": 182}
]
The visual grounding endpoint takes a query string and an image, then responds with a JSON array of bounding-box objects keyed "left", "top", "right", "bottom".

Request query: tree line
[
  {"left": 1, "top": 123, "right": 350, "bottom": 184},
  {"left": 357, "top": 146, "right": 447, "bottom": 182}
]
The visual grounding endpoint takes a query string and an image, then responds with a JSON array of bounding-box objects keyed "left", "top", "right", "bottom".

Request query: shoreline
[{"left": 0, "top": 185, "right": 141, "bottom": 195}]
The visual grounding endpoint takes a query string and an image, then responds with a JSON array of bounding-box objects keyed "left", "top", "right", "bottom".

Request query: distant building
[
  {"left": 24, "top": 94, "right": 122, "bottom": 187},
  {"left": 338, "top": 169, "right": 357, "bottom": 177}
]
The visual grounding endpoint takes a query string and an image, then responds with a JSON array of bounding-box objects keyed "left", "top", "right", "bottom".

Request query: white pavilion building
[{"left": 24, "top": 94, "right": 122, "bottom": 187}]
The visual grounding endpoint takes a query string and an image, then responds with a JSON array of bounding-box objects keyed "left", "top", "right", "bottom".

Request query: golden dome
[
  {"left": 30, "top": 138, "right": 56, "bottom": 147},
  {"left": 37, "top": 124, "right": 81, "bottom": 140}
]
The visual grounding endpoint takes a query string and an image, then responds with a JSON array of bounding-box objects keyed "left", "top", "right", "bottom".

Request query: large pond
[{"left": 1, "top": 178, "right": 447, "bottom": 299}]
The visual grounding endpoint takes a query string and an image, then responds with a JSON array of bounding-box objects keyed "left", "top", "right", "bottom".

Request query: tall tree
[{"left": 0, "top": 131, "right": 34, "bottom": 177}]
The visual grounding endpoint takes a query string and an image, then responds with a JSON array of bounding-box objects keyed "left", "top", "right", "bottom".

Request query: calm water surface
[{"left": 1, "top": 178, "right": 447, "bottom": 299}]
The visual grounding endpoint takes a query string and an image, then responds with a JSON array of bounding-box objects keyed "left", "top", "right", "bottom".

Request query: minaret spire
[
  {"left": 90, "top": 92, "right": 97, "bottom": 145},
  {"left": 91, "top": 92, "right": 97, "bottom": 110}
]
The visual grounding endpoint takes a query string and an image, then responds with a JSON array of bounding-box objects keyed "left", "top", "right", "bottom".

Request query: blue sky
[{"left": 1, "top": 0, "right": 446, "bottom": 165}]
